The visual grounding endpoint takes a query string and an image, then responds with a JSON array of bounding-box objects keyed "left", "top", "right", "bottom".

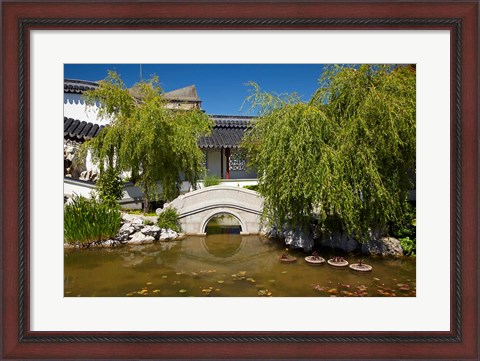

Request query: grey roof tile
[
  {"left": 64, "top": 79, "right": 99, "bottom": 94},
  {"left": 63, "top": 114, "right": 256, "bottom": 148},
  {"left": 64, "top": 117, "right": 105, "bottom": 142},
  {"left": 163, "top": 85, "right": 200, "bottom": 102}
]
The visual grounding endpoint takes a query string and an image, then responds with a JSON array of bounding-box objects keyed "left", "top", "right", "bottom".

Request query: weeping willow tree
[
  {"left": 81, "top": 71, "right": 212, "bottom": 211},
  {"left": 242, "top": 65, "right": 416, "bottom": 239}
]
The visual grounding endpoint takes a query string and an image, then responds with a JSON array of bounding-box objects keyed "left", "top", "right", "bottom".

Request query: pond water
[{"left": 65, "top": 216, "right": 416, "bottom": 297}]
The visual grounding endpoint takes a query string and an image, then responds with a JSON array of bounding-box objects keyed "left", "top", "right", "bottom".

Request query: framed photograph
[{"left": 1, "top": 1, "right": 478, "bottom": 360}]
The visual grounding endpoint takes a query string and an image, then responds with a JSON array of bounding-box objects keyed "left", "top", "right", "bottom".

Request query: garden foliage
[
  {"left": 81, "top": 71, "right": 212, "bottom": 211},
  {"left": 242, "top": 65, "right": 416, "bottom": 239},
  {"left": 157, "top": 207, "right": 181, "bottom": 232},
  {"left": 64, "top": 194, "right": 122, "bottom": 246},
  {"left": 203, "top": 174, "right": 221, "bottom": 187}
]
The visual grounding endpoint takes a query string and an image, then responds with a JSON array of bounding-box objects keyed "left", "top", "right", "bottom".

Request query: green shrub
[
  {"left": 391, "top": 203, "right": 416, "bottom": 256},
  {"left": 243, "top": 184, "right": 259, "bottom": 192},
  {"left": 157, "top": 207, "right": 180, "bottom": 232},
  {"left": 64, "top": 195, "right": 122, "bottom": 247},
  {"left": 96, "top": 167, "right": 124, "bottom": 207},
  {"left": 203, "top": 174, "right": 221, "bottom": 187},
  {"left": 144, "top": 219, "right": 154, "bottom": 226},
  {"left": 399, "top": 236, "right": 416, "bottom": 256}
]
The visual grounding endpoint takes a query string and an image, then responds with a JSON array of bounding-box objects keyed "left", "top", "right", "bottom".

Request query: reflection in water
[
  {"left": 203, "top": 234, "right": 243, "bottom": 258},
  {"left": 203, "top": 214, "right": 243, "bottom": 257},
  {"left": 205, "top": 213, "right": 242, "bottom": 235},
  {"left": 64, "top": 235, "right": 416, "bottom": 297}
]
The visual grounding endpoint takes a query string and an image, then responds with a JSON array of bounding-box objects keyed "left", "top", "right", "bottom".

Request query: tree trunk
[{"left": 143, "top": 183, "right": 149, "bottom": 213}]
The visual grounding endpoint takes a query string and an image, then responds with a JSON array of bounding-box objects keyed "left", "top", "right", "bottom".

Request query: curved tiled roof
[
  {"left": 198, "top": 115, "right": 255, "bottom": 149},
  {"left": 63, "top": 114, "right": 256, "bottom": 148},
  {"left": 64, "top": 117, "right": 105, "bottom": 141},
  {"left": 64, "top": 79, "right": 99, "bottom": 94},
  {"left": 163, "top": 85, "right": 200, "bottom": 102}
]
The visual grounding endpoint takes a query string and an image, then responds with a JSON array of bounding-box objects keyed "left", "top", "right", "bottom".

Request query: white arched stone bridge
[{"left": 158, "top": 185, "right": 264, "bottom": 235}]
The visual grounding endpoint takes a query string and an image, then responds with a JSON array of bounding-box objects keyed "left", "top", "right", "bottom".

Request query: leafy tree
[
  {"left": 242, "top": 65, "right": 416, "bottom": 239},
  {"left": 95, "top": 166, "right": 124, "bottom": 207},
  {"left": 81, "top": 71, "right": 212, "bottom": 212}
]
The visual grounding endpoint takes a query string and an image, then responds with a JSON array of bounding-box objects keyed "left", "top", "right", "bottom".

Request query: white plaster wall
[
  {"left": 63, "top": 93, "right": 111, "bottom": 125},
  {"left": 206, "top": 150, "right": 222, "bottom": 177}
]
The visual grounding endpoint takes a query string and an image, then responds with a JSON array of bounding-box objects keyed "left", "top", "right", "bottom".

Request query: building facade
[{"left": 63, "top": 79, "right": 257, "bottom": 206}]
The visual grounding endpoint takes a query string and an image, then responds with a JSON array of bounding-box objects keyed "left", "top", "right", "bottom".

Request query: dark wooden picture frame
[{"left": 1, "top": 1, "right": 478, "bottom": 359}]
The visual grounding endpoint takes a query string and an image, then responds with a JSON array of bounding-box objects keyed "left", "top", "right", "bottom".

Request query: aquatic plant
[{"left": 64, "top": 194, "right": 122, "bottom": 246}]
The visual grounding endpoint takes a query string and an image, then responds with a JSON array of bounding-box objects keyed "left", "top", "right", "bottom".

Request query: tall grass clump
[
  {"left": 203, "top": 174, "right": 221, "bottom": 187},
  {"left": 64, "top": 194, "right": 122, "bottom": 247},
  {"left": 157, "top": 207, "right": 180, "bottom": 232}
]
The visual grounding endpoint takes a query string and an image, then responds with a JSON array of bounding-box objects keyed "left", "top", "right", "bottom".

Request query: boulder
[
  {"left": 361, "top": 236, "right": 403, "bottom": 257},
  {"left": 128, "top": 232, "right": 155, "bottom": 245},
  {"left": 320, "top": 233, "right": 360, "bottom": 253},
  {"left": 119, "top": 223, "right": 135, "bottom": 235},
  {"left": 159, "top": 228, "right": 178, "bottom": 241},
  {"left": 142, "top": 225, "right": 161, "bottom": 238},
  {"left": 284, "top": 229, "right": 314, "bottom": 252}
]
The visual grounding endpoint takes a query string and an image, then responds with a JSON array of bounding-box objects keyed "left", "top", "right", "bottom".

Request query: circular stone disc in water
[
  {"left": 349, "top": 263, "right": 373, "bottom": 272},
  {"left": 305, "top": 256, "right": 325, "bottom": 265},
  {"left": 278, "top": 255, "right": 297, "bottom": 263},
  {"left": 327, "top": 259, "right": 349, "bottom": 267}
]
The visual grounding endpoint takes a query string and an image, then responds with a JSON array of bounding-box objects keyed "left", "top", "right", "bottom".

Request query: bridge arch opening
[{"left": 203, "top": 212, "right": 242, "bottom": 235}]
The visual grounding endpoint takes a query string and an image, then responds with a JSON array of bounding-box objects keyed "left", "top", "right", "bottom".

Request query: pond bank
[
  {"left": 266, "top": 226, "right": 404, "bottom": 257},
  {"left": 65, "top": 214, "right": 406, "bottom": 258},
  {"left": 64, "top": 213, "right": 180, "bottom": 249}
]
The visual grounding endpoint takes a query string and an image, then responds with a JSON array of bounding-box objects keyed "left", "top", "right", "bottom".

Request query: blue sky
[{"left": 64, "top": 64, "right": 326, "bottom": 115}]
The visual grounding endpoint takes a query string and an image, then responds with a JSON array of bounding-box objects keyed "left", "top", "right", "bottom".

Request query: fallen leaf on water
[
  {"left": 373, "top": 278, "right": 380, "bottom": 281},
  {"left": 201, "top": 289, "right": 211, "bottom": 293},
  {"left": 215, "top": 288, "right": 221, "bottom": 292},
  {"left": 217, "top": 280, "right": 224, "bottom": 284},
  {"left": 146, "top": 282, "right": 152, "bottom": 285},
  {"left": 179, "top": 289, "right": 187, "bottom": 293},
  {"left": 281, "top": 271, "right": 287, "bottom": 274},
  {"left": 153, "top": 289, "right": 161, "bottom": 294},
  {"left": 269, "top": 279, "right": 276, "bottom": 283},
  {"left": 126, "top": 292, "right": 134, "bottom": 297},
  {"left": 238, "top": 271, "right": 247, "bottom": 276},
  {"left": 328, "top": 289, "right": 338, "bottom": 294},
  {"left": 162, "top": 276, "right": 168, "bottom": 279}
]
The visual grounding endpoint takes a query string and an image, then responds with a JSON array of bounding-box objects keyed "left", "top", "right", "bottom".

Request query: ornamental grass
[
  {"left": 64, "top": 194, "right": 122, "bottom": 246},
  {"left": 157, "top": 207, "right": 180, "bottom": 233}
]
